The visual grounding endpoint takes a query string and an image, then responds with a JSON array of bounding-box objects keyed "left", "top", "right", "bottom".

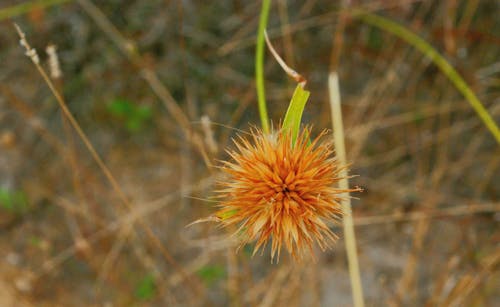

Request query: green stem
[
  {"left": 352, "top": 9, "right": 500, "bottom": 145},
  {"left": 256, "top": 0, "right": 271, "bottom": 134},
  {"left": 0, "top": 0, "right": 72, "bottom": 21}
]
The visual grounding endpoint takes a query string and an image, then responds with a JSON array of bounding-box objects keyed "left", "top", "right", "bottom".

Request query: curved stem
[{"left": 352, "top": 9, "right": 500, "bottom": 145}]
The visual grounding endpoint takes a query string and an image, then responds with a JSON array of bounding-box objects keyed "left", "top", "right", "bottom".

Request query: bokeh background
[{"left": 0, "top": 0, "right": 498, "bottom": 306}]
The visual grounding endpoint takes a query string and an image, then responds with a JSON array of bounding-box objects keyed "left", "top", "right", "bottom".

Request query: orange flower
[{"left": 216, "top": 127, "right": 360, "bottom": 260}]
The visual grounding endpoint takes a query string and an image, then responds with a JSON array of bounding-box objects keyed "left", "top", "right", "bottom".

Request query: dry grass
[{"left": 0, "top": 0, "right": 498, "bottom": 306}]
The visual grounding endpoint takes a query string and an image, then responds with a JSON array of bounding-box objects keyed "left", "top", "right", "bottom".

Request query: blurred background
[{"left": 0, "top": 0, "right": 499, "bottom": 306}]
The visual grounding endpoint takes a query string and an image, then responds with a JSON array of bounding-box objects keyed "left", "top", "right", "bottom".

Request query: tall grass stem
[{"left": 329, "top": 72, "right": 365, "bottom": 307}]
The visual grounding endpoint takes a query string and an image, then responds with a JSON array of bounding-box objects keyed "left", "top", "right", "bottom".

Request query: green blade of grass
[
  {"left": 255, "top": 0, "right": 271, "bottom": 134},
  {"left": 352, "top": 9, "right": 500, "bottom": 145},
  {"left": 282, "top": 84, "right": 310, "bottom": 144},
  {"left": 0, "top": 0, "right": 72, "bottom": 21}
]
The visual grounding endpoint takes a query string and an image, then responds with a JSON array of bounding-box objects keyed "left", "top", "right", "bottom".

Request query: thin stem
[
  {"left": 264, "top": 31, "right": 306, "bottom": 87},
  {"left": 329, "top": 72, "right": 365, "bottom": 307},
  {"left": 0, "top": 0, "right": 72, "bottom": 21},
  {"left": 353, "top": 202, "right": 499, "bottom": 226},
  {"left": 352, "top": 9, "right": 500, "bottom": 145},
  {"left": 256, "top": 0, "right": 271, "bottom": 134}
]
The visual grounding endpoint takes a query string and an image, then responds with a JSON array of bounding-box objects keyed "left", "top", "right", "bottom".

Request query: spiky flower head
[{"left": 216, "top": 126, "right": 359, "bottom": 260}]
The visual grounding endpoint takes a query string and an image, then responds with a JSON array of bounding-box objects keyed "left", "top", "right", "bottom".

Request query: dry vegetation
[{"left": 0, "top": 0, "right": 499, "bottom": 306}]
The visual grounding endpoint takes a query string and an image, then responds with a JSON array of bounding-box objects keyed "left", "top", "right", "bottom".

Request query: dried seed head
[
  {"left": 14, "top": 23, "right": 39, "bottom": 64},
  {"left": 216, "top": 126, "right": 360, "bottom": 260},
  {"left": 46, "top": 44, "right": 62, "bottom": 79}
]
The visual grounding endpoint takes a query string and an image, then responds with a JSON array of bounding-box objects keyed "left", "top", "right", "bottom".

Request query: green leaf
[
  {"left": 107, "top": 98, "right": 152, "bottom": 133},
  {"left": 197, "top": 265, "right": 226, "bottom": 285},
  {"left": 0, "top": 188, "right": 29, "bottom": 214},
  {"left": 282, "top": 85, "right": 310, "bottom": 144},
  {"left": 107, "top": 98, "right": 135, "bottom": 116},
  {"left": 135, "top": 274, "right": 156, "bottom": 301}
]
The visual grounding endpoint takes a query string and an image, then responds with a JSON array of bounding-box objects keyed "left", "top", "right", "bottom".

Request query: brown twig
[
  {"left": 264, "top": 31, "right": 306, "bottom": 87},
  {"left": 354, "top": 202, "right": 499, "bottom": 226}
]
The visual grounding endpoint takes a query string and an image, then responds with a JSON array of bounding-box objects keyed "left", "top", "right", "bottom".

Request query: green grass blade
[
  {"left": 352, "top": 9, "right": 500, "bottom": 145},
  {"left": 283, "top": 84, "right": 310, "bottom": 144},
  {"left": 0, "top": 0, "right": 72, "bottom": 21},
  {"left": 255, "top": 0, "right": 271, "bottom": 134}
]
